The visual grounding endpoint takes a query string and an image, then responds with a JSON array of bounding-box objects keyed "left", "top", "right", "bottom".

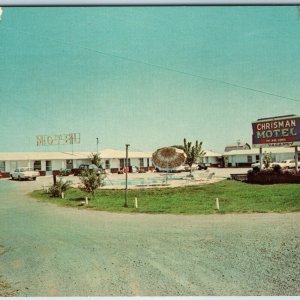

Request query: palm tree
[
  {"left": 183, "top": 138, "right": 205, "bottom": 175},
  {"left": 90, "top": 153, "right": 101, "bottom": 168}
]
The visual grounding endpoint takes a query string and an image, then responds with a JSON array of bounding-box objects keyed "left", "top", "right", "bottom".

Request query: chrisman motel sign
[{"left": 252, "top": 115, "right": 300, "bottom": 148}]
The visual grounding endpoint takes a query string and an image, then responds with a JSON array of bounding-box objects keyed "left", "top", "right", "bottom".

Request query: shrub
[
  {"left": 252, "top": 166, "right": 260, "bottom": 172},
  {"left": 79, "top": 169, "right": 104, "bottom": 198},
  {"left": 247, "top": 167, "right": 300, "bottom": 184},
  {"left": 90, "top": 153, "right": 102, "bottom": 168},
  {"left": 60, "top": 169, "right": 71, "bottom": 176},
  {"left": 263, "top": 151, "right": 273, "bottom": 168},
  {"left": 273, "top": 164, "right": 282, "bottom": 173},
  {"left": 49, "top": 177, "right": 72, "bottom": 197}
]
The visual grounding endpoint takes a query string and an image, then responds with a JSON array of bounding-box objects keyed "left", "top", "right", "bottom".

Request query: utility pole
[
  {"left": 124, "top": 143, "right": 130, "bottom": 207},
  {"left": 96, "top": 137, "right": 99, "bottom": 153}
]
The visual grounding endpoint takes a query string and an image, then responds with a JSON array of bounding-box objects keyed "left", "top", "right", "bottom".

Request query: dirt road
[{"left": 0, "top": 178, "right": 299, "bottom": 296}]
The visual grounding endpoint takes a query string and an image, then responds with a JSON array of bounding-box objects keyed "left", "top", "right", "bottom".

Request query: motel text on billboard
[
  {"left": 36, "top": 133, "right": 80, "bottom": 146},
  {"left": 252, "top": 115, "right": 300, "bottom": 148}
]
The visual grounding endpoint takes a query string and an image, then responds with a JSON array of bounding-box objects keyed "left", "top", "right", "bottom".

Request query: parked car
[
  {"left": 251, "top": 162, "right": 267, "bottom": 170},
  {"left": 198, "top": 163, "right": 209, "bottom": 170},
  {"left": 11, "top": 167, "right": 40, "bottom": 181},
  {"left": 73, "top": 164, "right": 102, "bottom": 176},
  {"left": 272, "top": 159, "right": 295, "bottom": 169},
  {"left": 184, "top": 164, "right": 198, "bottom": 172},
  {"left": 155, "top": 165, "right": 185, "bottom": 173}
]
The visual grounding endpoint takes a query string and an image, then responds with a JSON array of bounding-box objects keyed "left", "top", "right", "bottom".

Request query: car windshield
[{"left": 19, "top": 168, "right": 33, "bottom": 171}]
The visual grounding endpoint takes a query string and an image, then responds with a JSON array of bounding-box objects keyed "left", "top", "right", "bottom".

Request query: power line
[{"left": 1, "top": 23, "right": 300, "bottom": 103}]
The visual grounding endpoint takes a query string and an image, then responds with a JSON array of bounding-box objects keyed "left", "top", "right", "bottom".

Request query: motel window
[
  {"left": 139, "top": 158, "right": 144, "bottom": 168},
  {"left": 0, "top": 161, "right": 5, "bottom": 172},
  {"left": 247, "top": 156, "right": 252, "bottom": 163},
  {"left": 46, "top": 160, "right": 52, "bottom": 171},
  {"left": 34, "top": 161, "right": 41, "bottom": 171},
  {"left": 120, "top": 159, "right": 124, "bottom": 169},
  {"left": 105, "top": 160, "right": 110, "bottom": 170},
  {"left": 255, "top": 155, "right": 259, "bottom": 162},
  {"left": 147, "top": 158, "right": 150, "bottom": 167},
  {"left": 120, "top": 158, "right": 131, "bottom": 169},
  {"left": 66, "top": 160, "right": 73, "bottom": 169}
]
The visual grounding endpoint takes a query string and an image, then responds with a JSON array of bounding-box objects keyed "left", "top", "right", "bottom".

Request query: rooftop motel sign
[
  {"left": 252, "top": 116, "right": 300, "bottom": 148},
  {"left": 36, "top": 133, "right": 80, "bottom": 146}
]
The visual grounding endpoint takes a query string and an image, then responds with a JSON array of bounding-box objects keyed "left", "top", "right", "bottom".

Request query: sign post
[
  {"left": 259, "top": 147, "right": 263, "bottom": 170},
  {"left": 124, "top": 144, "right": 130, "bottom": 208},
  {"left": 295, "top": 146, "right": 299, "bottom": 172}
]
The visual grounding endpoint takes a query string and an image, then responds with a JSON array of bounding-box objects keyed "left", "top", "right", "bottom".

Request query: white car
[
  {"left": 272, "top": 159, "right": 295, "bottom": 169},
  {"left": 184, "top": 164, "right": 199, "bottom": 172},
  {"left": 11, "top": 167, "right": 40, "bottom": 181},
  {"left": 155, "top": 165, "right": 186, "bottom": 173},
  {"left": 251, "top": 162, "right": 266, "bottom": 169}
]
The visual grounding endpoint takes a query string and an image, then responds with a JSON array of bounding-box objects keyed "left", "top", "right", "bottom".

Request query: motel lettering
[
  {"left": 256, "top": 128, "right": 298, "bottom": 139},
  {"left": 36, "top": 133, "right": 81, "bottom": 146}
]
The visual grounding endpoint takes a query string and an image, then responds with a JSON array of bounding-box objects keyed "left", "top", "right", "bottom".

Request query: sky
[{"left": 0, "top": 6, "right": 300, "bottom": 153}]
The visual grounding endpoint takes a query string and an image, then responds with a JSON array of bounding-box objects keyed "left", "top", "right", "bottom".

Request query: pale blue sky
[{"left": 0, "top": 6, "right": 299, "bottom": 153}]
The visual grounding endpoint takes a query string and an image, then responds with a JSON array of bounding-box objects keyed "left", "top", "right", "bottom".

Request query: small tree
[
  {"left": 79, "top": 169, "right": 104, "bottom": 199},
  {"left": 183, "top": 138, "right": 206, "bottom": 175},
  {"left": 263, "top": 151, "right": 273, "bottom": 168},
  {"left": 90, "top": 153, "right": 102, "bottom": 168},
  {"left": 49, "top": 177, "right": 72, "bottom": 197}
]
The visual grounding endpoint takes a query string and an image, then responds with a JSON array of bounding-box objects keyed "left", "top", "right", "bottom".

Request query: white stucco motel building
[
  {"left": 0, "top": 148, "right": 223, "bottom": 176},
  {"left": 0, "top": 149, "right": 153, "bottom": 175},
  {"left": 223, "top": 147, "right": 298, "bottom": 167}
]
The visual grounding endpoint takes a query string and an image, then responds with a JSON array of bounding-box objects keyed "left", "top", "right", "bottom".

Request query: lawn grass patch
[{"left": 29, "top": 180, "right": 300, "bottom": 214}]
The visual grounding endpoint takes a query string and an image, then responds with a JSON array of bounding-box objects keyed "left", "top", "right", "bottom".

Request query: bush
[
  {"left": 60, "top": 169, "right": 71, "bottom": 176},
  {"left": 49, "top": 177, "right": 72, "bottom": 197},
  {"left": 273, "top": 164, "right": 282, "bottom": 173},
  {"left": 247, "top": 168, "right": 300, "bottom": 184},
  {"left": 79, "top": 169, "right": 104, "bottom": 198},
  {"left": 252, "top": 166, "right": 260, "bottom": 172}
]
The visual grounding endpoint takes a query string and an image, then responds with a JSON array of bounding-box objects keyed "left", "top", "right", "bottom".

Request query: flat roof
[
  {"left": 0, "top": 148, "right": 222, "bottom": 160},
  {"left": 0, "top": 149, "right": 153, "bottom": 161},
  {"left": 223, "top": 147, "right": 295, "bottom": 156}
]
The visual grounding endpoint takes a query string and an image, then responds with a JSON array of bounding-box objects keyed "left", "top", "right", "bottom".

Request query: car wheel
[
  {"left": 33, "top": 177, "right": 37, "bottom": 181},
  {"left": 11, "top": 175, "right": 14, "bottom": 180}
]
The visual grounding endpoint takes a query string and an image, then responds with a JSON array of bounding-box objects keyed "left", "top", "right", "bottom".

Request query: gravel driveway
[{"left": 0, "top": 178, "right": 299, "bottom": 296}]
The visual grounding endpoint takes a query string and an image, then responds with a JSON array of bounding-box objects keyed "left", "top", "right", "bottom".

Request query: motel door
[{"left": 66, "top": 160, "right": 73, "bottom": 170}]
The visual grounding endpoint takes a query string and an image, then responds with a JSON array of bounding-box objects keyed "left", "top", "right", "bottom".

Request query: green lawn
[{"left": 29, "top": 180, "right": 300, "bottom": 214}]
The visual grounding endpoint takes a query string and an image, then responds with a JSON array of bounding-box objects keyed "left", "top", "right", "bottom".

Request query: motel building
[
  {"left": 201, "top": 150, "right": 222, "bottom": 167},
  {"left": 223, "top": 146, "right": 299, "bottom": 167},
  {"left": 0, "top": 148, "right": 224, "bottom": 177},
  {"left": 0, "top": 149, "right": 153, "bottom": 176}
]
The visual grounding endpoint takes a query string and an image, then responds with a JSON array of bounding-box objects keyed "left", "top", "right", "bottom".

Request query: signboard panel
[
  {"left": 36, "top": 133, "right": 80, "bottom": 146},
  {"left": 252, "top": 116, "right": 300, "bottom": 148}
]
